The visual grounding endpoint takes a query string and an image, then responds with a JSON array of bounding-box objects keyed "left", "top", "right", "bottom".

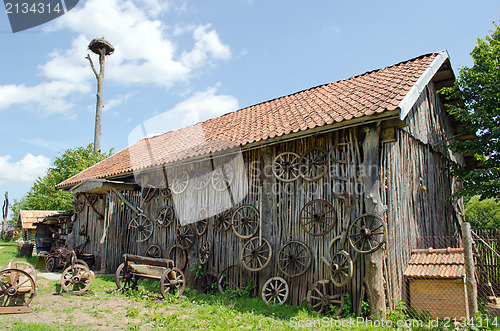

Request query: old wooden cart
[{"left": 0, "top": 260, "right": 37, "bottom": 314}]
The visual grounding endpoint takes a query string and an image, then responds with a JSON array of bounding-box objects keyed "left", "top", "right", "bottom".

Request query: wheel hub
[
  {"left": 320, "top": 295, "right": 330, "bottom": 306},
  {"left": 7, "top": 287, "right": 17, "bottom": 296},
  {"left": 360, "top": 227, "right": 371, "bottom": 236},
  {"left": 331, "top": 264, "right": 339, "bottom": 272}
]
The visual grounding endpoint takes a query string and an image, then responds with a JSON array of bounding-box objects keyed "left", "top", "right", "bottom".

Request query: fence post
[{"left": 462, "top": 222, "right": 478, "bottom": 317}]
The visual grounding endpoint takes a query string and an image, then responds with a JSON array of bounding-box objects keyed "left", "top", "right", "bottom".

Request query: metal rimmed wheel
[
  {"left": 211, "top": 164, "right": 234, "bottom": 192},
  {"left": 156, "top": 206, "right": 175, "bottom": 228},
  {"left": 175, "top": 224, "right": 196, "bottom": 250},
  {"left": 170, "top": 171, "right": 189, "bottom": 194},
  {"left": 241, "top": 237, "right": 273, "bottom": 272},
  {"left": 299, "top": 147, "right": 328, "bottom": 181},
  {"left": 115, "top": 263, "right": 138, "bottom": 291},
  {"left": 60, "top": 263, "right": 94, "bottom": 295},
  {"left": 213, "top": 207, "right": 232, "bottom": 232},
  {"left": 299, "top": 199, "right": 336, "bottom": 236},
  {"left": 272, "top": 152, "right": 301, "bottom": 182},
  {"left": 231, "top": 205, "right": 259, "bottom": 239},
  {"left": 73, "top": 193, "right": 86, "bottom": 213},
  {"left": 193, "top": 168, "right": 211, "bottom": 190},
  {"left": 261, "top": 277, "right": 289, "bottom": 305},
  {"left": 217, "top": 265, "right": 249, "bottom": 294},
  {"left": 198, "top": 240, "right": 213, "bottom": 265},
  {"left": 160, "top": 267, "right": 185, "bottom": 297},
  {"left": 167, "top": 245, "right": 187, "bottom": 270},
  {"left": 45, "top": 257, "right": 56, "bottom": 272},
  {"left": 145, "top": 244, "right": 163, "bottom": 258},
  {"left": 306, "top": 279, "right": 345, "bottom": 316},
  {"left": 128, "top": 214, "right": 154, "bottom": 243},
  {"left": 0, "top": 268, "right": 36, "bottom": 307},
  {"left": 199, "top": 271, "right": 218, "bottom": 294},
  {"left": 195, "top": 208, "right": 209, "bottom": 236},
  {"left": 329, "top": 250, "right": 353, "bottom": 287},
  {"left": 348, "top": 213, "right": 386, "bottom": 254},
  {"left": 277, "top": 240, "right": 312, "bottom": 277}
]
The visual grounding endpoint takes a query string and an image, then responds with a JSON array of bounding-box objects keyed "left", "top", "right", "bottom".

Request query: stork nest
[{"left": 88, "top": 38, "right": 115, "bottom": 55}]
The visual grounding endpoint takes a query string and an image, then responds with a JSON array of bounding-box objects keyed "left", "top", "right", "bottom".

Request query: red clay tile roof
[
  {"left": 57, "top": 53, "right": 440, "bottom": 189},
  {"left": 404, "top": 248, "right": 465, "bottom": 279}
]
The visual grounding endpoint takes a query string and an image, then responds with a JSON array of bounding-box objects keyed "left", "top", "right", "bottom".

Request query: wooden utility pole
[
  {"left": 2, "top": 192, "right": 8, "bottom": 237},
  {"left": 462, "top": 222, "right": 478, "bottom": 317},
  {"left": 86, "top": 37, "right": 114, "bottom": 153}
]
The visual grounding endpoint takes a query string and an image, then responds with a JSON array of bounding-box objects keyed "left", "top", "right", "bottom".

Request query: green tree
[
  {"left": 465, "top": 196, "right": 500, "bottom": 230},
  {"left": 441, "top": 22, "right": 500, "bottom": 200}
]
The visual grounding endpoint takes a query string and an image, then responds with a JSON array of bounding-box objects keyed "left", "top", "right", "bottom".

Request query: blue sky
[{"left": 0, "top": 0, "right": 499, "bottom": 212}]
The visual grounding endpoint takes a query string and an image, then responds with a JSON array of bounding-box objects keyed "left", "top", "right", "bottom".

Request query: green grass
[{"left": 0, "top": 241, "right": 37, "bottom": 266}]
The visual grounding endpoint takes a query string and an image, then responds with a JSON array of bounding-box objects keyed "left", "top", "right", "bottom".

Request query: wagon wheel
[
  {"left": 170, "top": 171, "right": 189, "bottom": 194},
  {"left": 45, "top": 257, "right": 56, "bottom": 272},
  {"left": 348, "top": 213, "right": 386, "bottom": 254},
  {"left": 218, "top": 265, "right": 248, "bottom": 294},
  {"left": 87, "top": 194, "right": 99, "bottom": 206},
  {"left": 115, "top": 263, "right": 138, "bottom": 291},
  {"left": 73, "top": 193, "right": 86, "bottom": 213},
  {"left": 327, "top": 235, "right": 342, "bottom": 261},
  {"left": 193, "top": 168, "right": 211, "bottom": 190},
  {"left": 60, "top": 263, "right": 94, "bottom": 294},
  {"left": 213, "top": 207, "right": 232, "bottom": 232},
  {"left": 141, "top": 185, "right": 158, "bottom": 203},
  {"left": 6, "top": 260, "right": 37, "bottom": 283},
  {"left": 199, "top": 271, "right": 218, "bottom": 294},
  {"left": 159, "top": 187, "right": 172, "bottom": 199},
  {"left": 128, "top": 214, "right": 154, "bottom": 243},
  {"left": 195, "top": 208, "right": 209, "bottom": 236},
  {"left": 330, "top": 250, "right": 353, "bottom": 287},
  {"left": 232, "top": 205, "right": 259, "bottom": 239},
  {"left": 306, "top": 279, "right": 345, "bottom": 316},
  {"left": 167, "top": 245, "right": 187, "bottom": 270},
  {"left": 198, "top": 240, "right": 213, "bottom": 265},
  {"left": 211, "top": 164, "right": 234, "bottom": 192},
  {"left": 299, "top": 147, "right": 328, "bottom": 181},
  {"left": 145, "top": 244, "right": 163, "bottom": 258},
  {"left": 175, "top": 224, "right": 196, "bottom": 250},
  {"left": 241, "top": 237, "right": 273, "bottom": 272},
  {"left": 272, "top": 152, "right": 301, "bottom": 182},
  {"left": 277, "top": 240, "right": 312, "bottom": 277},
  {"left": 0, "top": 268, "right": 36, "bottom": 307},
  {"left": 160, "top": 267, "right": 185, "bottom": 297},
  {"left": 156, "top": 206, "right": 175, "bottom": 228},
  {"left": 299, "top": 199, "right": 336, "bottom": 236},
  {"left": 261, "top": 277, "right": 289, "bottom": 305}
]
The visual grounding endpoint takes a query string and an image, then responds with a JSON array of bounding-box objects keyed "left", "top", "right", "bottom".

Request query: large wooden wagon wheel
[
  {"left": 217, "top": 265, "right": 248, "bottom": 294},
  {"left": 175, "top": 224, "right": 196, "bottom": 250},
  {"left": 155, "top": 206, "right": 175, "bottom": 228},
  {"left": 232, "top": 204, "right": 259, "bottom": 239},
  {"left": 211, "top": 164, "right": 234, "bottom": 192},
  {"left": 73, "top": 193, "right": 86, "bottom": 213},
  {"left": 299, "top": 199, "right": 336, "bottom": 236},
  {"left": 306, "top": 279, "right": 345, "bottom": 316},
  {"left": 128, "top": 214, "right": 154, "bottom": 243},
  {"left": 299, "top": 147, "right": 328, "bottom": 181},
  {"left": 4, "top": 260, "right": 37, "bottom": 283},
  {"left": 261, "top": 277, "right": 289, "bottom": 305},
  {"left": 213, "top": 207, "right": 232, "bottom": 232},
  {"left": 141, "top": 185, "right": 158, "bottom": 203},
  {"left": 145, "top": 244, "right": 163, "bottom": 258},
  {"left": 241, "top": 237, "right": 273, "bottom": 272},
  {"left": 167, "top": 245, "right": 187, "bottom": 270},
  {"left": 272, "top": 152, "right": 301, "bottom": 182},
  {"left": 160, "top": 267, "right": 185, "bottom": 297},
  {"left": 193, "top": 168, "right": 211, "bottom": 190},
  {"left": 195, "top": 208, "right": 209, "bottom": 236},
  {"left": 199, "top": 271, "right": 218, "bottom": 294},
  {"left": 0, "top": 268, "right": 36, "bottom": 307},
  {"left": 348, "top": 213, "right": 386, "bottom": 254},
  {"left": 329, "top": 250, "right": 353, "bottom": 287},
  {"left": 277, "top": 240, "right": 312, "bottom": 277},
  {"left": 60, "top": 263, "right": 94, "bottom": 294},
  {"left": 115, "top": 263, "right": 138, "bottom": 291},
  {"left": 198, "top": 240, "right": 213, "bottom": 265},
  {"left": 170, "top": 171, "right": 189, "bottom": 194}
]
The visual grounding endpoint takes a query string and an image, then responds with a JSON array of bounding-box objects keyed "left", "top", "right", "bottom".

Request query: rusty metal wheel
[
  {"left": 330, "top": 250, "right": 353, "bottom": 287},
  {"left": 241, "top": 237, "right": 272, "bottom": 272},
  {"left": 73, "top": 193, "right": 85, "bottom": 213},
  {"left": 167, "top": 245, "right": 187, "bottom": 270},
  {"left": 155, "top": 206, "right": 175, "bottom": 228},
  {"left": 232, "top": 205, "right": 259, "bottom": 239},
  {"left": 198, "top": 240, "right": 213, "bottom": 265},
  {"left": 145, "top": 244, "right": 163, "bottom": 258},
  {"left": 348, "top": 213, "right": 386, "bottom": 254},
  {"left": 306, "top": 279, "right": 345, "bottom": 315},
  {"left": 128, "top": 214, "right": 154, "bottom": 243},
  {"left": 211, "top": 164, "right": 234, "bottom": 192},
  {"left": 115, "top": 263, "right": 138, "bottom": 291},
  {"left": 193, "top": 168, "right": 211, "bottom": 190},
  {"left": 0, "top": 268, "right": 36, "bottom": 307},
  {"left": 160, "top": 267, "right": 185, "bottom": 297},
  {"left": 175, "top": 224, "right": 196, "bottom": 250},
  {"left": 299, "top": 147, "right": 328, "bottom": 181},
  {"left": 261, "top": 277, "right": 289, "bottom": 305},
  {"left": 277, "top": 240, "right": 312, "bottom": 277},
  {"left": 199, "top": 271, "right": 218, "bottom": 294},
  {"left": 272, "top": 152, "right": 301, "bottom": 182},
  {"left": 195, "top": 208, "right": 209, "bottom": 236},
  {"left": 213, "top": 207, "right": 232, "bottom": 232},
  {"left": 170, "top": 171, "right": 189, "bottom": 194},
  {"left": 299, "top": 199, "right": 336, "bottom": 236},
  {"left": 61, "top": 263, "right": 94, "bottom": 294},
  {"left": 217, "top": 265, "right": 249, "bottom": 294}
]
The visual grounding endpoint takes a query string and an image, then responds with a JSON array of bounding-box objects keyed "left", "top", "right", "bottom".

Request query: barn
[{"left": 56, "top": 51, "right": 465, "bottom": 315}]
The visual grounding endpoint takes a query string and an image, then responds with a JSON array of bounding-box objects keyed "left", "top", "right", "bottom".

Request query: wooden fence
[{"left": 473, "top": 229, "right": 500, "bottom": 295}]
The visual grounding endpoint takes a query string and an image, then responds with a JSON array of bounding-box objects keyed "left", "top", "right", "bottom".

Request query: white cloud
[
  {"left": 0, "top": 154, "right": 51, "bottom": 186},
  {"left": 105, "top": 93, "right": 134, "bottom": 113}
]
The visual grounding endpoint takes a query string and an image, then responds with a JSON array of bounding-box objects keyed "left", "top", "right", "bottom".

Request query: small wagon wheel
[
  {"left": 45, "top": 256, "right": 56, "bottom": 272},
  {"left": 198, "top": 240, "right": 213, "bottom": 265},
  {"left": 330, "top": 250, "right": 353, "bottom": 287},
  {"left": 195, "top": 208, "right": 209, "bottom": 236},
  {"left": 0, "top": 268, "right": 36, "bottom": 307},
  {"left": 170, "top": 171, "right": 189, "bottom": 194},
  {"left": 218, "top": 265, "right": 248, "bottom": 294},
  {"left": 299, "top": 199, "right": 336, "bottom": 236},
  {"left": 211, "top": 164, "right": 234, "bottom": 192},
  {"left": 348, "top": 213, "right": 386, "bottom": 254},
  {"left": 272, "top": 152, "right": 301, "bottom": 182},
  {"left": 213, "top": 207, "right": 233, "bottom": 232},
  {"left": 241, "top": 237, "right": 273, "bottom": 272},
  {"left": 261, "top": 277, "right": 289, "bottom": 305},
  {"left": 159, "top": 187, "right": 172, "bottom": 199},
  {"left": 141, "top": 185, "right": 158, "bottom": 203},
  {"left": 156, "top": 206, "right": 175, "bottom": 228},
  {"left": 128, "top": 214, "right": 154, "bottom": 243},
  {"left": 73, "top": 193, "right": 86, "bottom": 213},
  {"left": 167, "top": 245, "right": 188, "bottom": 270},
  {"left": 299, "top": 147, "right": 328, "bottom": 181},
  {"left": 60, "top": 263, "right": 94, "bottom": 294},
  {"left": 175, "top": 224, "right": 196, "bottom": 250},
  {"left": 199, "top": 271, "right": 218, "bottom": 294},
  {"left": 6, "top": 260, "right": 37, "bottom": 283},
  {"left": 145, "top": 244, "right": 163, "bottom": 258},
  {"left": 160, "top": 267, "right": 185, "bottom": 297},
  {"left": 115, "top": 263, "right": 138, "bottom": 291},
  {"left": 277, "top": 240, "right": 312, "bottom": 277},
  {"left": 306, "top": 279, "right": 345, "bottom": 316},
  {"left": 232, "top": 204, "right": 259, "bottom": 239},
  {"left": 193, "top": 168, "right": 211, "bottom": 190}
]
